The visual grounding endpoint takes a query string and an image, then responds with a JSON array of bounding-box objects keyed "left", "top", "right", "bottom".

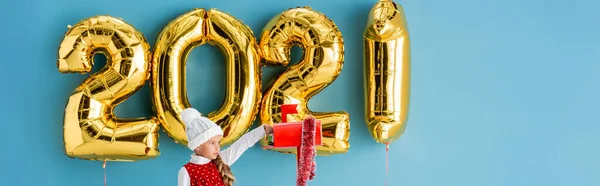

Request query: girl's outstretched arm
[{"left": 219, "top": 125, "right": 272, "bottom": 165}]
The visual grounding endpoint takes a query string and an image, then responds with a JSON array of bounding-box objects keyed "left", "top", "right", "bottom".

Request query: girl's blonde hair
[{"left": 213, "top": 155, "right": 235, "bottom": 186}]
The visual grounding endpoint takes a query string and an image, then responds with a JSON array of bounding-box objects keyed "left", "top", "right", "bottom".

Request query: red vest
[{"left": 184, "top": 162, "right": 225, "bottom": 186}]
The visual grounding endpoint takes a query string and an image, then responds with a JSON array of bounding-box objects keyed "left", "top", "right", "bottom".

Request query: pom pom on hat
[{"left": 181, "top": 108, "right": 224, "bottom": 151}]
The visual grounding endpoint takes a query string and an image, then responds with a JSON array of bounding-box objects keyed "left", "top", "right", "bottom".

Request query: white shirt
[{"left": 178, "top": 126, "right": 266, "bottom": 186}]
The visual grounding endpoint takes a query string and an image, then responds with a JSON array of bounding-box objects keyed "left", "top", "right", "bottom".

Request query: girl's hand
[{"left": 263, "top": 124, "right": 273, "bottom": 134}]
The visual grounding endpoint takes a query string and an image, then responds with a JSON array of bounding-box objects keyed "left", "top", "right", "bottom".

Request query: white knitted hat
[{"left": 181, "top": 108, "right": 224, "bottom": 151}]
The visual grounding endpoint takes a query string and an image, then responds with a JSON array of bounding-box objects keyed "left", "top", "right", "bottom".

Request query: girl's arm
[
  {"left": 219, "top": 125, "right": 271, "bottom": 165},
  {"left": 178, "top": 167, "right": 190, "bottom": 186}
]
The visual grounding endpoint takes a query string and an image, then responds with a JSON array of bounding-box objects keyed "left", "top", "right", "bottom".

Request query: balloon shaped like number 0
[
  {"left": 258, "top": 7, "right": 350, "bottom": 155},
  {"left": 57, "top": 16, "right": 160, "bottom": 161},
  {"left": 151, "top": 8, "right": 262, "bottom": 146}
]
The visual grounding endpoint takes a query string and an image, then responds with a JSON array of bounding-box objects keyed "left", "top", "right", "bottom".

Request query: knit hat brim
[{"left": 187, "top": 126, "right": 224, "bottom": 151}]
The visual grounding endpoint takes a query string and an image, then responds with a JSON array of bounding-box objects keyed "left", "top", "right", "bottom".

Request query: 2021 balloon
[
  {"left": 151, "top": 8, "right": 262, "bottom": 147},
  {"left": 57, "top": 15, "right": 160, "bottom": 161},
  {"left": 258, "top": 7, "right": 350, "bottom": 155},
  {"left": 57, "top": 6, "right": 363, "bottom": 161},
  {"left": 364, "top": 0, "right": 411, "bottom": 144}
]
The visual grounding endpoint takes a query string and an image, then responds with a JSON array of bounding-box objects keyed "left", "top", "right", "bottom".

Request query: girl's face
[{"left": 194, "top": 135, "right": 222, "bottom": 160}]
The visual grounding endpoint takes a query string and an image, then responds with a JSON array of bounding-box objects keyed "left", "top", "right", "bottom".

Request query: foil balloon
[
  {"left": 259, "top": 7, "right": 350, "bottom": 155},
  {"left": 57, "top": 15, "right": 160, "bottom": 161},
  {"left": 152, "top": 8, "right": 262, "bottom": 146},
  {"left": 364, "top": 0, "right": 411, "bottom": 144}
]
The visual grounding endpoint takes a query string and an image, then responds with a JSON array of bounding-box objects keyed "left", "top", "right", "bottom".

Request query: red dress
[{"left": 184, "top": 162, "right": 225, "bottom": 186}]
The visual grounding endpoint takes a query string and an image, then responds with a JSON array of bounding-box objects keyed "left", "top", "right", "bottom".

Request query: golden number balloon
[
  {"left": 152, "top": 8, "right": 262, "bottom": 146},
  {"left": 364, "top": 0, "right": 411, "bottom": 144},
  {"left": 259, "top": 7, "right": 350, "bottom": 155},
  {"left": 57, "top": 16, "right": 160, "bottom": 161}
]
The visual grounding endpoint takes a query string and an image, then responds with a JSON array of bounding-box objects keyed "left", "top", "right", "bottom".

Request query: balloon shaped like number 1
[
  {"left": 57, "top": 16, "right": 160, "bottom": 161},
  {"left": 151, "top": 8, "right": 262, "bottom": 146},
  {"left": 364, "top": 0, "right": 411, "bottom": 144},
  {"left": 259, "top": 7, "right": 350, "bottom": 155}
]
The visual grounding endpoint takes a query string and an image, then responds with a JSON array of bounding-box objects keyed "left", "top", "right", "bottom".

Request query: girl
[{"left": 178, "top": 108, "right": 273, "bottom": 186}]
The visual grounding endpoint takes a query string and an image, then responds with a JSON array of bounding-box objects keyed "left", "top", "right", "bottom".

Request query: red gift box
[
  {"left": 272, "top": 121, "right": 322, "bottom": 148},
  {"left": 266, "top": 104, "right": 323, "bottom": 149}
]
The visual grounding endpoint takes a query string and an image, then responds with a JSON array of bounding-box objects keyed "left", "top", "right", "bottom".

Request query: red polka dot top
[{"left": 184, "top": 161, "right": 224, "bottom": 186}]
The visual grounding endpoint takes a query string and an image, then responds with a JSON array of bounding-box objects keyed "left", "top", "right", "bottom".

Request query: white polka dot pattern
[{"left": 184, "top": 162, "right": 225, "bottom": 186}]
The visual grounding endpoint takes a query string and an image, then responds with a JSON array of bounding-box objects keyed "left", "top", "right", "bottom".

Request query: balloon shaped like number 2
[
  {"left": 258, "top": 7, "right": 350, "bottom": 155},
  {"left": 58, "top": 7, "right": 347, "bottom": 161},
  {"left": 57, "top": 16, "right": 160, "bottom": 161}
]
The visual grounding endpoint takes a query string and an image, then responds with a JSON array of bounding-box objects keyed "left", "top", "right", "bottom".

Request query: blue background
[{"left": 1, "top": 0, "right": 599, "bottom": 185}]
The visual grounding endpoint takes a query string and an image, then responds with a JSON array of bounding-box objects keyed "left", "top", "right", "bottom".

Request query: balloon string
[
  {"left": 103, "top": 160, "right": 107, "bottom": 186},
  {"left": 385, "top": 143, "right": 389, "bottom": 186}
]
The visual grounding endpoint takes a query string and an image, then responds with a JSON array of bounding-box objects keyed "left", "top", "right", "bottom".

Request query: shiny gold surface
[
  {"left": 364, "top": 0, "right": 411, "bottom": 144},
  {"left": 58, "top": 15, "right": 160, "bottom": 161},
  {"left": 258, "top": 7, "right": 349, "bottom": 155},
  {"left": 151, "top": 9, "right": 262, "bottom": 147}
]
